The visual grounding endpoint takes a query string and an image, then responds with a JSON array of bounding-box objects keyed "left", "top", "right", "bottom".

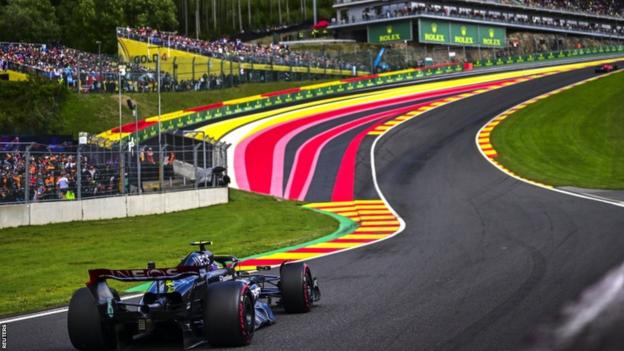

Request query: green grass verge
[
  {"left": 0, "top": 189, "right": 336, "bottom": 317},
  {"left": 58, "top": 80, "right": 325, "bottom": 137},
  {"left": 491, "top": 71, "right": 624, "bottom": 189}
]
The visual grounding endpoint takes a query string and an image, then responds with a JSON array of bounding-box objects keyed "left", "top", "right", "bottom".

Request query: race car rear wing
[{"left": 87, "top": 266, "right": 201, "bottom": 286}]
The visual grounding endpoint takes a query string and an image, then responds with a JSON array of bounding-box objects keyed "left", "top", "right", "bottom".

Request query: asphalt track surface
[{"left": 7, "top": 64, "right": 624, "bottom": 351}]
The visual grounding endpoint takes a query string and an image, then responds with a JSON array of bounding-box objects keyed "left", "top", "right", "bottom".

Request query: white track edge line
[{"left": 0, "top": 293, "right": 144, "bottom": 324}]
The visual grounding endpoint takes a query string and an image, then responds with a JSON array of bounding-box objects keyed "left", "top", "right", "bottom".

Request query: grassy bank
[
  {"left": 58, "top": 80, "right": 325, "bottom": 137},
  {"left": 491, "top": 71, "right": 624, "bottom": 189},
  {"left": 0, "top": 189, "right": 336, "bottom": 316}
]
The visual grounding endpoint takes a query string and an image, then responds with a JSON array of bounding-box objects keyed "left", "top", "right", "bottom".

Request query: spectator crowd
[
  {"left": 502, "top": 0, "right": 624, "bottom": 18},
  {"left": 0, "top": 145, "right": 118, "bottom": 203},
  {"left": 0, "top": 42, "right": 155, "bottom": 91},
  {"left": 1, "top": 31, "right": 360, "bottom": 94},
  {"left": 118, "top": 27, "right": 360, "bottom": 72}
]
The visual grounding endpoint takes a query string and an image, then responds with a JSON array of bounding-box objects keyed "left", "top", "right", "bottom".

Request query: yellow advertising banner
[{"left": 118, "top": 37, "right": 357, "bottom": 79}]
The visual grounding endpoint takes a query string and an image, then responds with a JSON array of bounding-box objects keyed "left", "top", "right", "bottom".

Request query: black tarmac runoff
[{"left": 6, "top": 65, "right": 624, "bottom": 351}]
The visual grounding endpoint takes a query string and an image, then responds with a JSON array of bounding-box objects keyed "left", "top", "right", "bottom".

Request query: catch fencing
[{"left": 0, "top": 138, "right": 229, "bottom": 205}]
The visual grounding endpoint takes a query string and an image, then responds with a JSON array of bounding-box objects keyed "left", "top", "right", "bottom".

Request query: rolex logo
[
  {"left": 489, "top": 28, "right": 495, "bottom": 38},
  {"left": 386, "top": 25, "right": 393, "bottom": 34},
  {"left": 432, "top": 23, "right": 438, "bottom": 33},
  {"left": 461, "top": 26, "right": 467, "bottom": 36}
]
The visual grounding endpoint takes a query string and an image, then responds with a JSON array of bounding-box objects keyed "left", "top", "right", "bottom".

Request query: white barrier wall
[{"left": 0, "top": 187, "right": 228, "bottom": 229}]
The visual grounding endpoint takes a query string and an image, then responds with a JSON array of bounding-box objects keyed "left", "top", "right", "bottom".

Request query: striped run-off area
[{"left": 236, "top": 200, "right": 401, "bottom": 271}]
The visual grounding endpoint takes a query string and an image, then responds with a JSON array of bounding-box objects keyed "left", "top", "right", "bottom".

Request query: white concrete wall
[
  {"left": 30, "top": 201, "right": 82, "bottom": 226},
  {"left": 127, "top": 192, "right": 165, "bottom": 217},
  {"left": 0, "top": 203, "right": 29, "bottom": 228},
  {"left": 82, "top": 197, "right": 127, "bottom": 221},
  {"left": 0, "top": 187, "right": 228, "bottom": 229}
]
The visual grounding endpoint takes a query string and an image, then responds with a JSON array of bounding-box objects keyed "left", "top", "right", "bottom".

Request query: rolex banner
[
  {"left": 367, "top": 21, "right": 413, "bottom": 43},
  {"left": 418, "top": 19, "right": 506, "bottom": 48},
  {"left": 478, "top": 25, "right": 506, "bottom": 47},
  {"left": 450, "top": 22, "right": 478, "bottom": 46}
]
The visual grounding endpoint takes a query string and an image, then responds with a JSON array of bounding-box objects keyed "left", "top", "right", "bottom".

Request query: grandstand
[
  {"left": 116, "top": 27, "right": 366, "bottom": 82},
  {"left": 0, "top": 27, "right": 368, "bottom": 94},
  {"left": 330, "top": 0, "right": 624, "bottom": 64}
]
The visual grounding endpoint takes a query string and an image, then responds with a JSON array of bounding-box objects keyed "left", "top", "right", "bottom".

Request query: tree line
[{"left": 0, "top": 0, "right": 333, "bottom": 54}]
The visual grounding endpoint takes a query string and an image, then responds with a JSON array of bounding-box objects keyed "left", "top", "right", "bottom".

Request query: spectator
[{"left": 0, "top": 146, "right": 118, "bottom": 203}]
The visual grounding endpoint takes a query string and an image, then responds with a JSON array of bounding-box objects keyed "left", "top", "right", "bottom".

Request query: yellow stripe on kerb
[
  {"left": 341, "top": 234, "right": 389, "bottom": 240},
  {"left": 259, "top": 252, "right": 320, "bottom": 260},
  {"left": 308, "top": 242, "right": 362, "bottom": 249}
]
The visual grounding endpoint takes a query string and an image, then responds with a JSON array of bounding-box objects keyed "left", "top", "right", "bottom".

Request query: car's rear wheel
[
  {"left": 203, "top": 281, "right": 255, "bottom": 346},
  {"left": 67, "top": 287, "right": 117, "bottom": 351},
  {"left": 280, "top": 262, "right": 314, "bottom": 313}
]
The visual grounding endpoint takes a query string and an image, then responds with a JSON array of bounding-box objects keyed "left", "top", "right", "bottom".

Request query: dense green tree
[
  {"left": 0, "top": 0, "right": 61, "bottom": 43},
  {"left": 0, "top": 78, "right": 69, "bottom": 135},
  {"left": 125, "top": 0, "right": 178, "bottom": 31},
  {"left": 94, "top": 0, "right": 126, "bottom": 53},
  {"left": 173, "top": 0, "right": 334, "bottom": 40},
  {"left": 0, "top": 0, "right": 335, "bottom": 52},
  {"left": 56, "top": 0, "right": 97, "bottom": 51},
  {"left": 57, "top": 0, "right": 125, "bottom": 53}
]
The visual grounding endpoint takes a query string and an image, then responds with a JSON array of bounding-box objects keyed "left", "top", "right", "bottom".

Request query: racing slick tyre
[
  {"left": 67, "top": 287, "right": 117, "bottom": 351},
  {"left": 280, "top": 262, "right": 314, "bottom": 313},
  {"left": 203, "top": 280, "right": 255, "bottom": 347}
]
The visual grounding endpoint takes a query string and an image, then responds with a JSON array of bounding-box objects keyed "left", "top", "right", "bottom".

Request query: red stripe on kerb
[
  {"left": 110, "top": 120, "right": 156, "bottom": 133},
  {"left": 261, "top": 87, "right": 301, "bottom": 97},
  {"left": 237, "top": 259, "right": 288, "bottom": 266},
  {"left": 288, "top": 247, "right": 340, "bottom": 253},
  {"left": 184, "top": 102, "right": 225, "bottom": 112},
  {"left": 329, "top": 238, "right": 376, "bottom": 243}
]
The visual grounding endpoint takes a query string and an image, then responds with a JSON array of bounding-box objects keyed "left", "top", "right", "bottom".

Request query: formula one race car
[
  {"left": 67, "top": 241, "right": 320, "bottom": 350},
  {"left": 595, "top": 63, "right": 619, "bottom": 73}
]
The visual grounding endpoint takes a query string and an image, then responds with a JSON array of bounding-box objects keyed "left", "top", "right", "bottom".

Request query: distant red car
[{"left": 595, "top": 64, "right": 619, "bottom": 73}]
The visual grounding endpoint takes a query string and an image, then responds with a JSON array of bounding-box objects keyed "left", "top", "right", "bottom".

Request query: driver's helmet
[{"left": 181, "top": 251, "right": 218, "bottom": 271}]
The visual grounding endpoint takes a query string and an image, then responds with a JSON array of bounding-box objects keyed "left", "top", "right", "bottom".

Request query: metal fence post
[
  {"left": 76, "top": 145, "right": 82, "bottom": 200},
  {"left": 211, "top": 142, "right": 217, "bottom": 187},
  {"left": 119, "top": 142, "right": 126, "bottom": 194},
  {"left": 212, "top": 142, "right": 217, "bottom": 169},
  {"left": 24, "top": 143, "right": 33, "bottom": 203},
  {"left": 220, "top": 59, "right": 225, "bottom": 86},
  {"left": 159, "top": 144, "right": 166, "bottom": 192},
  {"left": 193, "top": 143, "right": 201, "bottom": 189},
  {"left": 192, "top": 57, "right": 196, "bottom": 83},
  {"left": 137, "top": 143, "right": 142, "bottom": 194},
  {"left": 173, "top": 57, "right": 178, "bottom": 82},
  {"left": 203, "top": 137, "right": 207, "bottom": 188},
  {"left": 224, "top": 144, "right": 230, "bottom": 173},
  {"left": 229, "top": 56, "right": 234, "bottom": 87}
]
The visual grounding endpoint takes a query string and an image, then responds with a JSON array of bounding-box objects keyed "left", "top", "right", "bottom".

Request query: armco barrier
[{"left": 0, "top": 187, "right": 228, "bottom": 229}]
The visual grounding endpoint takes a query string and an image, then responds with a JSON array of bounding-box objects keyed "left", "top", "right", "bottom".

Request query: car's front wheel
[{"left": 280, "top": 262, "right": 315, "bottom": 313}]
